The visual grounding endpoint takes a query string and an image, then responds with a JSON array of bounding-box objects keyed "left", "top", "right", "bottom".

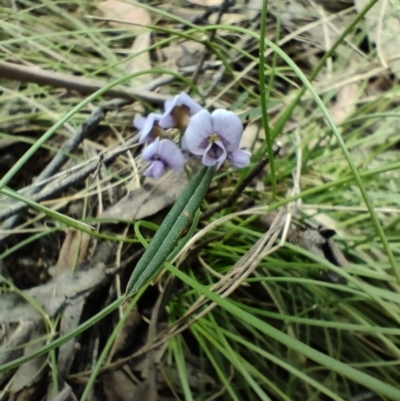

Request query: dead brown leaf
[
  {"left": 0, "top": 322, "right": 35, "bottom": 388},
  {"left": 110, "top": 304, "right": 141, "bottom": 357},
  {"left": 103, "top": 369, "right": 138, "bottom": 401},
  {"left": 57, "top": 299, "right": 85, "bottom": 377},
  {"left": 0, "top": 265, "right": 111, "bottom": 324},
  {"left": 101, "top": 165, "right": 198, "bottom": 221},
  {"left": 47, "top": 382, "right": 77, "bottom": 401},
  {"left": 240, "top": 123, "right": 263, "bottom": 152},
  {"left": 161, "top": 41, "right": 204, "bottom": 72},
  {"left": 260, "top": 212, "right": 348, "bottom": 283},
  {"left": 125, "top": 32, "right": 152, "bottom": 88},
  {"left": 54, "top": 229, "right": 91, "bottom": 277},
  {"left": 51, "top": 231, "right": 102, "bottom": 377},
  {"left": 97, "top": 1, "right": 152, "bottom": 88}
]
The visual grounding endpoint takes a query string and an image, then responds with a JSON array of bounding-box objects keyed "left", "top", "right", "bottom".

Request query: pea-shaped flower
[
  {"left": 142, "top": 138, "right": 185, "bottom": 179},
  {"left": 184, "top": 109, "right": 250, "bottom": 169},
  {"left": 134, "top": 113, "right": 165, "bottom": 144},
  {"left": 160, "top": 92, "right": 203, "bottom": 131}
]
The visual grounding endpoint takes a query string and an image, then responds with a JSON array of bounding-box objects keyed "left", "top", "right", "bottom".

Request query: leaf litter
[
  {"left": 1, "top": 0, "right": 400, "bottom": 400},
  {"left": 97, "top": 0, "right": 153, "bottom": 88}
]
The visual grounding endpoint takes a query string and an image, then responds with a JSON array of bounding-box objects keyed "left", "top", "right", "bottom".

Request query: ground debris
[
  {"left": 260, "top": 211, "right": 348, "bottom": 282},
  {"left": 0, "top": 263, "right": 111, "bottom": 325},
  {"left": 102, "top": 166, "right": 193, "bottom": 221},
  {"left": 102, "top": 369, "right": 138, "bottom": 401},
  {"left": 355, "top": 0, "right": 400, "bottom": 77},
  {"left": 7, "top": 323, "right": 47, "bottom": 399}
]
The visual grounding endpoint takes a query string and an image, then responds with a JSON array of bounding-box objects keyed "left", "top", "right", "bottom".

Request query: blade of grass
[
  {"left": 0, "top": 186, "right": 94, "bottom": 233},
  {"left": 165, "top": 262, "right": 400, "bottom": 401},
  {"left": 171, "top": 335, "right": 194, "bottom": 401},
  {"left": 258, "top": 0, "right": 275, "bottom": 198}
]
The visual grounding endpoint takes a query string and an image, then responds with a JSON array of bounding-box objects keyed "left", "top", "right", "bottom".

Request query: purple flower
[
  {"left": 184, "top": 109, "right": 249, "bottom": 169},
  {"left": 142, "top": 138, "right": 185, "bottom": 179},
  {"left": 229, "top": 149, "right": 251, "bottom": 168},
  {"left": 134, "top": 113, "right": 164, "bottom": 143},
  {"left": 160, "top": 92, "right": 203, "bottom": 131}
]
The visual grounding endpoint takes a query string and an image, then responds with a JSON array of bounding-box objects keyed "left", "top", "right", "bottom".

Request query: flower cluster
[{"left": 134, "top": 93, "right": 250, "bottom": 179}]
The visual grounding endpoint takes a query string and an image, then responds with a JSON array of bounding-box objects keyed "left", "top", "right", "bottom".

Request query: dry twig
[{"left": 0, "top": 60, "right": 170, "bottom": 103}]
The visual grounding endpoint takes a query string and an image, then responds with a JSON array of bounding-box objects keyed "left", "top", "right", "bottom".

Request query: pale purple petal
[
  {"left": 160, "top": 92, "right": 203, "bottom": 128},
  {"left": 183, "top": 107, "right": 245, "bottom": 169},
  {"left": 184, "top": 109, "right": 213, "bottom": 155},
  {"left": 211, "top": 109, "right": 243, "bottom": 152},
  {"left": 164, "top": 92, "right": 202, "bottom": 116},
  {"left": 177, "top": 92, "right": 203, "bottom": 115},
  {"left": 159, "top": 113, "right": 175, "bottom": 129},
  {"left": 144, "top": 161, "right": 164, "bottom": 179},
  {"left": 141, "top": 138, "right": 160, "bottom": 162},
  {"left": 157, "top": 139, "right": 185, "bottom": 171},
  {"left": 139, "top": 113, "right": 163, "bottom": 143},
  {"left": 133, "top": 116, "right": 146, "bottom": 130},
  {"left": 229, "top": 149, "right": 251, "bottom": 168},
  {"left": 202, "top": 140, "right": 227, "bottom": 169},
  {"left": 142, "top": 139, "right": 185, "bottom": 178},
  {"left": 164, "top": 98, "right": 175, "bottom": 111},
  {"left": 181, "top": 135, "right": 188, "bottom": 151}
]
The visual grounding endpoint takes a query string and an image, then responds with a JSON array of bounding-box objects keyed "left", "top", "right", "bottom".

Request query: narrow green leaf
[
  {"left": 171, "top": 336, "right": 194, "bottom": 401},
  {"left": 1, "top": 186, "right": 92, "bottom": 233},
  {"left": 125, "top": 166, "right": 215, "bottom": 297}
]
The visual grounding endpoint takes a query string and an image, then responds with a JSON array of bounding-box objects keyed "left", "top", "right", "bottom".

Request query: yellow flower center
[{"left": 209, "top": 133, "right": 220, "bottom": 143}]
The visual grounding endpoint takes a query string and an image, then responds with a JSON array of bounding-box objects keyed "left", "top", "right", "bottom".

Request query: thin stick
[{"left": 0, "top": 60, "right": 169, "bottom": 104}]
